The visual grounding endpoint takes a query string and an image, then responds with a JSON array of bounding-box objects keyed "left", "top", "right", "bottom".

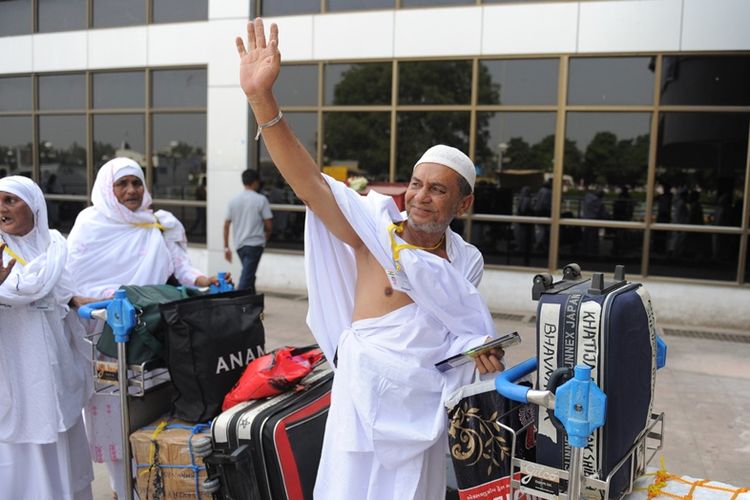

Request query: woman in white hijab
[
  {"left": 66, "top": 157, "right": 223, "bottom": 499},
  {"left": 0, "top": 176, "right": 93, "bottom": 500}
]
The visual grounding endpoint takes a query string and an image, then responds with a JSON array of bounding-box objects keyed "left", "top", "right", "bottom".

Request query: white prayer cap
[{"left": 413, "top": 145, "right": 475, "bottom": 192}]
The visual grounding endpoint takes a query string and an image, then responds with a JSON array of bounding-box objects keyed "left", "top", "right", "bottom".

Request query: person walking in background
[{"left": 224, "top": 169, "right": 273, "bottom": 293}]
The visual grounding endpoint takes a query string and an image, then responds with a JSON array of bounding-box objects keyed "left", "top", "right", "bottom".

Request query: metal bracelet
[{"left": 254, "top": 109, "right": 284, "bottom": 141}]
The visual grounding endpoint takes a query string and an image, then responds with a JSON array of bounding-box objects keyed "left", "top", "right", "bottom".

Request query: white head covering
[
  {"left": 0, "top": 175, "right": 72, "bottom": 309},
  {"left": 413, "top": 145, "right": 476, "bottom": 192},
  {"left": 0, "top": 176, "right": 89, "bottom": 444},
  {"left": 67, "top": 157, "right": 188, "bottom": 297},
  {"left": 91, "top": 157, "right": 154, "bottom": 225}
]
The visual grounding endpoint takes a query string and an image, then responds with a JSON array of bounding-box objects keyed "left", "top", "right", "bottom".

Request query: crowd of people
[
  {"left": 1, "top": 16, "right": 505, "bottom": 500},
  {"left": 0, "top": 158, "right": 226, "bottom": 499}
]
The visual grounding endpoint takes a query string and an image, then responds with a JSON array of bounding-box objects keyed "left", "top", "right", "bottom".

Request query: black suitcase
[
  {"left": 531, "top": 264, "right": 658, "bottom": 498},
  {"left": 204, "top": 361, "right": 333, "bottom": 500}
]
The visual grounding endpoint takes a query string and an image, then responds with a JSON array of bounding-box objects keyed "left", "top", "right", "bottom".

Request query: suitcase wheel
[
  {"left": 191, "top": 437, "right": 213, "bottom": 457},
  {"left": 203, "top": 478, "right": 221, "bottom": 493},
  {"left": 562, "top": 263, "right": 581, "bottom": 280}
]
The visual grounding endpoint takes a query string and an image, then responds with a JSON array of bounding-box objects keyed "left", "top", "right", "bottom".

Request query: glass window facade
[
  {"left": 0, "top": 0, "right": 206, "bottom": 35},
  {"left": 0, "top": 77, "right": 32, "bottom": 111},
  {"left": 93, "top": 0, "right": 146, "bottom": 28},
  {"left": 93, "top": 71, "right": 146, "bottom": 109},
  {"left": 0, "top": 68, "right": 207, "bottom": 243},
  {"left": 260, "top": 0, "right": 320, "bottom": 16},
  {"left": 479, "top": 59, "right": 559, "bottom": 105},
  {"left": 0, "top": 0, "right": 31, "bottom": 36},
  {"left": 256, "top": 54, "right": 750, "bottom": 285},
  {"left": 38, "top": 74, "right": 86, "bottom": 110},
  {"left": 38, "top": 0, "right": 86, "bottom": 32},
  {"left": 152, "top": 0, "right": 207, "bottom": 23},
  {"left": 568, "top": 57, "right": 654, "bottom": 105}
]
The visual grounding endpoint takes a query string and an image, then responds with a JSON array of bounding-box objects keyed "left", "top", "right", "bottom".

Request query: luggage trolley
[
  {"left": 494, "top": 359, "right": 665, "bottom": 499},
  {"left": 78, "top": 275, "right": 232, "bottom": 500},
  {"left": 491, "top": 264, "right": 669, "bottom": 500}
]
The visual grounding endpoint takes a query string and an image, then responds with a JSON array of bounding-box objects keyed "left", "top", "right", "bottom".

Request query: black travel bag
[
  {"left": 204, "top": 360, "right": 333, "bottom": 500},
  {"left": 160, "top": 290, "right": 266, "bottom": 422},
  {"left": 531, "top": 264, "right": 658, "bottom": 498}
]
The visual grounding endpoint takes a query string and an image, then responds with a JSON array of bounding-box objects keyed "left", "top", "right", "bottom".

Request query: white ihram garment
[
  {"left": 0, "top": 176, "right": 93, "bottom": 499},
  {"left": 305, "top": 175, "right": 496, "bottom": 499},
  {"left": 66, "top": 158, "right": 201, "bottom": 499}
]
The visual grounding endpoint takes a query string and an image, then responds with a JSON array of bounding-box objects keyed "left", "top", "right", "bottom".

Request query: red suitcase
[{"left": 204, "top": 361, "right": 332, "bottom": 500}]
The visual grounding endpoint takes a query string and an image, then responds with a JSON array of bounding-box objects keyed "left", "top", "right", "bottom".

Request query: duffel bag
[
  {"left": 160, "top": 290, "right": 266, "bottom": 422},
  {"left": 96, "top": 284, "right": 201, "bottom": 365}
]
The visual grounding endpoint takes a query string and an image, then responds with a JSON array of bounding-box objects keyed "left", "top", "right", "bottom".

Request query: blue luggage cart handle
[{"left": 77, "top": 289, "right": 136, "bottom": 343}]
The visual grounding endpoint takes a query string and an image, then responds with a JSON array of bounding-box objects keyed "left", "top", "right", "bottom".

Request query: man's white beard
[{"left": 406, "top": 215, "right": 450, "bottom": 234}]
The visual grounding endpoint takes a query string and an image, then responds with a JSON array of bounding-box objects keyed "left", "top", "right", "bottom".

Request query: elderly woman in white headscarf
[
  {"left": 66, "top": 157, "right": 224, "bottom": 499},
  {"left": 67, "top": 157, "right": 220, "bottom": 296},
  {"left": 0, "top": 176, "right": 93, "bottom": 500}
]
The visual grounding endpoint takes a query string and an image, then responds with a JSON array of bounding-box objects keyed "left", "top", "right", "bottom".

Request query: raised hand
[
  {"left": 236, "top": 18, "right": 281, "bottom": 102},
  {"left": 0, "top": 244, "right": 16, "bottom": 286}
]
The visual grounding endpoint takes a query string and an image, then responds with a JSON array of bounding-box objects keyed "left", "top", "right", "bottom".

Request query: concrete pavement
[{"left": 92, "top": 291, "right": 750, "bottom": 498}]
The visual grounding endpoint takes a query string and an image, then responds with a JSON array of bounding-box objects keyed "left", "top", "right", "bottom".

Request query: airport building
[{"left": 1, "top": 0, "right": 749, "bottom": 328}]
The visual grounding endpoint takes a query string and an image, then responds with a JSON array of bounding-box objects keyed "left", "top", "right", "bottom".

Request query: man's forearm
[{"left": 248, "top": 93, "right": 325, "bottom": 205}]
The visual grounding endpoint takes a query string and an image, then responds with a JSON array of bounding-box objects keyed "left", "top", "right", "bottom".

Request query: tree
[{"left": 322, "top": 61, "right": 500, "bottom": 181}]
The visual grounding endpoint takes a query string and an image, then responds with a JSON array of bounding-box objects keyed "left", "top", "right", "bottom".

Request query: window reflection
[
  {"left": 260, "top": 0, "right": 320, "bottom": 16},
  {"left": 324, "top": 112, "right": 390, "bottom": 182},
  {"left": 568, "top": 57, "right": 654, "bottom": 105},
  {"left": 399, "top": 61, "right": 472, "bottom": 105},
  {"left": 474, "top": 112, "right": 556, "bottom": 217},
  {"left": 0, "top": 77, "right": 32, "bottom": 112},
  {"left": 39, "top": 74, "right": 86, "bottom": 110},
  {"left": 396, "top": 111, "right": 470, "bottom": 181},
  {"left": 39, "top": 115, "right": 87, "bottom": 195},
  {"left": 0, "top": 0, "right": 31, "bottom": 36},
  {"left": 471, "top": 221, "right": 549, "bottom": 268},
  {"left": 325, "top": 63, "right": 391, "bottom": 106},
  {"left": 649, "top": 230, "right": 739, "bottom": 281},
  {"left": 151, "top": 113, "right": 206, "bottom": 200},
  {"left": 277, "top": 65, "right": 318, "bottom": 107},
  {"left": 0, "top": 117, "right": 33, "bottom": 179},
  {"left": 327, "top": 0, "right": 394, "bottom": 11},
  {"left": 260, "top": 112, "right": 316, "bottom": 206},
  {"left": 563, "top": 112, "right": 651, "bottom": 222},
  {"left": 152, "top": 203, "right": 206, "bottom": 244},
  {"left": 401, "top": 0, "right": 473, "bottom": 6},
  {"left": 93, "top": 0, "right": 145, "bottom": 28},
  {"left": 46, "top": 200, "right": 86, "bottom": 234},
  {"left": 559, "top": 227, "right": 643, "bottom": 274},
  {"left": 152, "top": 0, "right": 207, "bottom": 23},
  {"left": 655, "top": 113, "right": 748, "bottom": 226},
  {"left": 38, "top": 0, "right": 86, "bottom": 32},
  {"left": 152, "top": 69, "right": 207, "bottom": 108},
  {"left": 479, "top": 59, "right": 559, "bottom": 105},
  {"left": 94, "top": 71, "right": 145, "bottom": 109},
  {"left": 93, "top": 114, "right": 146, "bottom": 170},
  {"left": 661, "top": 56, "right": 750, "bottom": 106}
]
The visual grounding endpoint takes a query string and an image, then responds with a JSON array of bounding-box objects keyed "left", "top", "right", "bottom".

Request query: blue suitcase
[{"left": 532, "top": 264, "right": 658, "bottom": 498}]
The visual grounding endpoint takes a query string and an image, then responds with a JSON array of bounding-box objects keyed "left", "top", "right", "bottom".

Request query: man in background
[{"left": 224, "top": 169, "right": 273, "bottom": 293}]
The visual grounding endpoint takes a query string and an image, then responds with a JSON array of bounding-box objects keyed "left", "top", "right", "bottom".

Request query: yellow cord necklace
[{"left": 388, "top": 221, "right": 445, "bottom": 271}]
